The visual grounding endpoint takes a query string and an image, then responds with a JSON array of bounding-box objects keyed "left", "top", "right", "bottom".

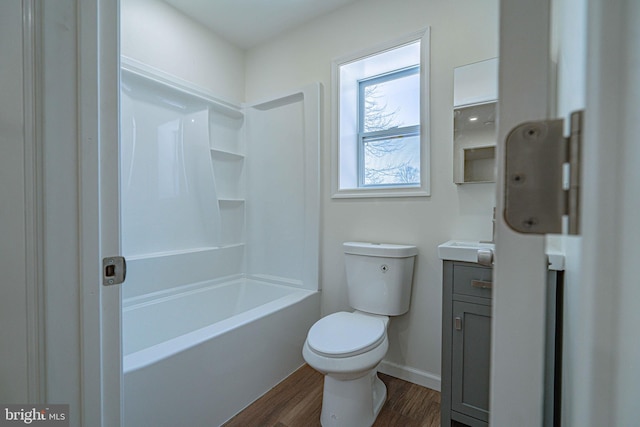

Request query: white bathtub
[{"left": 123, "top": 278, "right": 320, "bottom": 427}]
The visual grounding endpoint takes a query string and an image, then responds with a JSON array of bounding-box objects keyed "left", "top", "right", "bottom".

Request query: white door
[
  {"left": 0, "top": 0, "right": 121, "bottom": 425},
  {"left": 0, "top": 0, "right": 33, "bottom": 403},
  {"left": 491, "top": 0, "right": 552, "bottom": 425},
  {"left": 38, "top": 0, "right": 122, "bottom": 424},
  {"left": 492, "top": 0, "right": 640, "bottom": 425},
  {"left": 76, "top": 0, "right": 122, "bottom": 425}
]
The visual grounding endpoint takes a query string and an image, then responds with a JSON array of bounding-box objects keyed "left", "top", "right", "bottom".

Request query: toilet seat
[{"left": 307, "top": 312, "right": 386, "bottom": 358}]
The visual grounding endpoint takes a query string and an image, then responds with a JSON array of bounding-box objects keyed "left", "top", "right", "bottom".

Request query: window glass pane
[
  {"left": 363, "top": 134, "right": 420, "bottom": 186},
  {"left": 363, "top": 72, "right": 420, "bottom": 133}
]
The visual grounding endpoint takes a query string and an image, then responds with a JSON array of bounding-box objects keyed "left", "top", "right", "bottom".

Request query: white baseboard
[{"left": 378, "top": 360, "right": 441, "bottom": 392}]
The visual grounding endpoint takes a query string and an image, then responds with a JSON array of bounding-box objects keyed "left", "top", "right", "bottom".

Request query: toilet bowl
[
  {"left": 302, "top": 311, "right": 390, "bottom": 427},
  {"left": 303, "top": 242, "right": 417, "bottom": 427}
]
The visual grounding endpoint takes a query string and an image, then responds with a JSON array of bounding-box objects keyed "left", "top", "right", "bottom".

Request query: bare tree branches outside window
[
  {"left": 362, "top": 83, "right": 420, "bottom": 186},
  {"left": 364, "top": 85, "right": 403, "bottom": 132}
]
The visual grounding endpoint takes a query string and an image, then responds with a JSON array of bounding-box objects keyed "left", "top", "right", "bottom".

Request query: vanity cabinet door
[
  {"left": 451, "top": 301, "right": 492, "bottom": 424},
  {"left": 442, "top": 260, "right": 492, "bottom": 427}
]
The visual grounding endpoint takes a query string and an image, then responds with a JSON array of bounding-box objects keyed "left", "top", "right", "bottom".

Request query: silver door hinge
[
  {"left": 504, "top": 110, "right": 583, "bottom": 235},
  {"left": 103, "top": 256, "right": 126, "bottom": 286}
]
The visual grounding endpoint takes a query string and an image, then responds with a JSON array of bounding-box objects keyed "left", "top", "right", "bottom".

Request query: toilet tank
[{"left": 344, "top": 242, "right": 418, "bottom": 316}]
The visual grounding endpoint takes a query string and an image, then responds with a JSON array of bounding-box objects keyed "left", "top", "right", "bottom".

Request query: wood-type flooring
[{"left": 223, "top": 364, "right": 440, "bottom": 427}]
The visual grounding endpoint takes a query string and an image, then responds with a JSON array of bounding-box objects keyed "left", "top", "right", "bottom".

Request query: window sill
[{"left": 332, "top": 187, "right": 430, "bottom": 199}]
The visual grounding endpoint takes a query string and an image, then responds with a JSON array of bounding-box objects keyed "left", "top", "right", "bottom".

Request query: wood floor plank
[{"left": 223, "top": 365, "right": 440, "bottom": 427}]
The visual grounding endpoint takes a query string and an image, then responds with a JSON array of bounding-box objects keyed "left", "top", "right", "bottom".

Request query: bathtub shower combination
[{"left": 120, "top": 58, "right": 321, "bottom": 427}]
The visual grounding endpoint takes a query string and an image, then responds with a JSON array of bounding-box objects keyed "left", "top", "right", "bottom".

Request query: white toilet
[{"left": 303, "top": 241, "right": 418, "bottom": 427}]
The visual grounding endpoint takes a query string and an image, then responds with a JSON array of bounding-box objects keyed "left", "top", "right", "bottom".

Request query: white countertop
[{"left": 438, "top": 240, "right": 565, "bottom": 271}]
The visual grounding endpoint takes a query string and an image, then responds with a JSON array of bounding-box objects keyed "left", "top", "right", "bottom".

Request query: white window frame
[{"left": 331, "top": 29, "right": 430, "bottom": 198}]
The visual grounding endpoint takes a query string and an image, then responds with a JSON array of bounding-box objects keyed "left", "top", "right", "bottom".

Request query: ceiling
[{"left": 163, "top": 0, "right": 360, "bottom": 49}]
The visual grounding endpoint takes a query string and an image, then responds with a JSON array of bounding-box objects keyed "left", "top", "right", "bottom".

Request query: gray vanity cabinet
[{"left": 441, "top": 261, "right": 492, "bottom": 427}]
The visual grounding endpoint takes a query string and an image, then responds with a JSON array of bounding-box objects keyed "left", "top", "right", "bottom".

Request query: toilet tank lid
[{"left": 343, "top": 242, "right": 418, "bottom": 258}]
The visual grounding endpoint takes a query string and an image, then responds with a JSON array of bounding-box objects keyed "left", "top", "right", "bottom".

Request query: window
[
  {"left": 359, "top": 66, "right": 420, "bottom": 187},
  {"left": 332, "top": 29, "right": 430, "bottom": 198}
]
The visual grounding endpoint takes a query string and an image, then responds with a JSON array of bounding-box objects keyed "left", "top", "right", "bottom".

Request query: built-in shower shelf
[
  {"left": 210, "top": 149, "right": 245, "bottom": 200},
  {"left": 218, "top": 198, "right": 245, "bottom": 204},
  {"left": 209, "top": 103, "right": 244, "bottom": 120},
  {"left": 210, "top": 148, "right": 244, "bottom": 159},
  {"left": 218, "top": 243, "right": 245, "bottom": 250}
]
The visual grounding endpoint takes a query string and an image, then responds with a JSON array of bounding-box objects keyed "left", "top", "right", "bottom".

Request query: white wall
[
  {"left": 121, "top": 0, "right": 245, "bottom": 104},
  {"left": 245, "top": 0, "right": 499, "bottom": 387}
]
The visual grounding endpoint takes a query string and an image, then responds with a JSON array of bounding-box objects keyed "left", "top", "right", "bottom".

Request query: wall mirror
[{"left": 453, "top": 57, "right": 498, "bottom": 184}]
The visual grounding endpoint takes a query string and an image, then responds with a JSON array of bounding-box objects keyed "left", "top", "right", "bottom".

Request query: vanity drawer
[{"left": 452, "top": 263, "right": 493, "bottom": 299}]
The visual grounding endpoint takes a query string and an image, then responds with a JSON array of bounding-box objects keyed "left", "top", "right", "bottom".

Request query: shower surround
[{"left": 120, "top": 58, "right": 321, "bottom": 426}]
